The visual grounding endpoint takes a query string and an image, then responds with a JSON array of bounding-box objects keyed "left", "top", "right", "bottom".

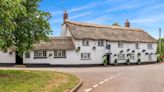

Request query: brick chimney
[
  {"left": 63, "top": 10, "right": 68, "bottom": 23},
  {"left": 125, "top": 19, "right": 130, "bottom": 27}
]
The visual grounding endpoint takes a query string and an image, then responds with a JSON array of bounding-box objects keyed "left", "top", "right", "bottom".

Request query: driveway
[{"left": 0, "top": 63, "right": 164, "bottom": 92}]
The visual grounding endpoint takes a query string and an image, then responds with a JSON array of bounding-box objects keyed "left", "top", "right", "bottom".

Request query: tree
[
  {"left": 157, "top": 38, "right": 164, "bottom": 55},
  {"left": 112, "top": 22, "right": 120, "bottom": 27},
  {"left": 0, "top": 0, "right": 52, "bottom": 56}
]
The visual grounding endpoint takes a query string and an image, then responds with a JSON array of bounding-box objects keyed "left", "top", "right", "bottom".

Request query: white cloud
[
  {"left": 50, "top": 0, "right": 115, "bottom": 16},
  {"left": 141, "top": 3, "right": 164, "bottom": 12},
  {"left": 106, "top": 0, "right": 153, "bottom": 13},
  {"left": 69, "top": 11, "right": 92, "bottom": 19},
  {"left": 131, "top": 13, "right": 164, "bottom": 24}
]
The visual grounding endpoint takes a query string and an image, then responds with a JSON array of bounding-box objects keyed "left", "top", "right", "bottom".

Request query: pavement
[{"left": 0, "top": 63, "right": 164, "bottom": 92}]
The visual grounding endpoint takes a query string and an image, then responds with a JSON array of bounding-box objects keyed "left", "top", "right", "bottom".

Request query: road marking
[
  {"left": 99, "top": 81, "right": 104, "bottom": 84},
  {"left": 84, "top": 88, "right": 92, "bottom": 92},
  {"left": 93, "top": 84, "right": 99, "bottom": 88},
  {"left": 83, "top": 69, "right": 135, "bottom": 92},
  {"left": 104, "top": 78, "right": 109, "bottom": 82}
]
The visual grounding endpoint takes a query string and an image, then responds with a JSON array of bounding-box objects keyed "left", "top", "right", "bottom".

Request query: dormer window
[
  {"left": 118, "top": 42, "right": 123, "bottom": 48},
  {"left": 148, "top": 43, "right": 153, "bottom": 49},
  {"left": 98, "top": 40, "right": 104, "bottom": 47},
  {"left": 82, "top": 40, "right": 89, "bottom": 46}
]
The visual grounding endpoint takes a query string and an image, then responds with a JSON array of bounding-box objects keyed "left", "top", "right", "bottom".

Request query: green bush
[
  {"left": 114, "top": 58, "right": 117, "bottom": 66},
  {"left": 137, "top": 58, "right": 141, "bottom": 64},
  {"left": 126, "top": 58, "right": 130, "bottom": 65},
  {"left": 103, "top": 55, "right": 108, "bottom": 66}
]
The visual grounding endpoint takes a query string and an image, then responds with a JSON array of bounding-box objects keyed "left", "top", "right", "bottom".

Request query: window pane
[
  {"left": 54, "top": 50, "right": 57, "bottom": 57},
  {"left": 82, "top": 40, "right": 89, "bottom": 46},
  {"left": 25, "top": 52, "right": 30, "bottom": 58}
]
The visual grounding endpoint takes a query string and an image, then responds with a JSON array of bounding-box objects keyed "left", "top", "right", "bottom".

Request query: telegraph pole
[{"left": 159, "top": 28, "right": 161, "bottom": 55}]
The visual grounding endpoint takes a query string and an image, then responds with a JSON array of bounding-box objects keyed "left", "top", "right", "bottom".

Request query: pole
[{"left": 159, "top": 28, "right": 161, "bottom": 55}]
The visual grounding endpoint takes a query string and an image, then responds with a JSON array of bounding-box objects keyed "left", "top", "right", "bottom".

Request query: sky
[{"left": 39, "top": 0, "right": 164, "bottom": 39}]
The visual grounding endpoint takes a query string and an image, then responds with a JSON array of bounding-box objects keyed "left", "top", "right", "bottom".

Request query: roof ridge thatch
[
  {"left": 65, "top": 20, "right": 157, "bottom": 43},
  {"left": 65, "top": 20, "right": 144, "bottom": 32}
]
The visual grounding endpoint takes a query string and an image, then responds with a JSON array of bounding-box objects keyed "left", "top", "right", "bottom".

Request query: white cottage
[{"left": 0, "top": 11, "right": 158, "bottom": 65}]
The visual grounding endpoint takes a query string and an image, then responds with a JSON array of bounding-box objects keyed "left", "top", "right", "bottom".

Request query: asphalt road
[{"left": 0, "top": 63, "right": 164, "bottom": 92}]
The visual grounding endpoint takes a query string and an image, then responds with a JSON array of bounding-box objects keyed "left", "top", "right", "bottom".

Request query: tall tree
[
  {"left": 0, "top": 0, "right": 51, "bottom": 56},
  {"left": 157, "top": 38, "right": 164, "bottom": 55}
]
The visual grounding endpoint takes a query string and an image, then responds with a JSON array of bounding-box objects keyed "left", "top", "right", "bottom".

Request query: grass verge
[{"left": 0, "top": 70, "right": 79, "bottom": 92}]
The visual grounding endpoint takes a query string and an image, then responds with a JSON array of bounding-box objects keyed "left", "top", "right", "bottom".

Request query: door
[
  {"left": 106, "top": 54, "right": 111, "bottom": 65},
  {"left": 16, "top": 52, "right": 23, "bottom": 64}
]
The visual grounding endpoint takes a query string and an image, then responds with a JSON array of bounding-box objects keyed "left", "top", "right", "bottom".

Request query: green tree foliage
[
  {"left": 157, "top": 38, "right": 164, "bottom": 55},
  {"left": 112, "top": 22, "right": 120, "bottom": 27},
  {"left": 0, "top": 0, "right": 52, "bottom": 56}
]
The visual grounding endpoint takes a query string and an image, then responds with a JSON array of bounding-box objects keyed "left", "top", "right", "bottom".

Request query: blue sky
[{"left": 39, "top": 0, "right": 164, "bottom": 38}]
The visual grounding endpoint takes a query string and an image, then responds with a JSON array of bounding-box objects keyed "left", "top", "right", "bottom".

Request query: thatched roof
[
  {"left": 66, "top": 20, "right": 157, "bottom": 43},
  {"left": 34, "top": 37, "right": 75, "bottom": 50}
]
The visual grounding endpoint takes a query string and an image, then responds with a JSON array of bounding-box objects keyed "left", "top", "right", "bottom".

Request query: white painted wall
[
  {"left": 23, "top": 39, "right": 157, "bottom": 65},
  {"left": 0, "top": 51, "right": 15, "bottom": 63},
  {"left": 108, "top": 42, "right": 157, "bottom": 64}
]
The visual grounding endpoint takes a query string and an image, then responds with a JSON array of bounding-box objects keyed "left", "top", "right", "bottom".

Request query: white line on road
[
  {"left": 93, "top": 84, "right": 99, "bottom": 88},
  {"left": 104, "top": 78, "right": 109, "bottom": 82},
  {"left": 84, "top": 88, "right": 92, "bottom": 92},
  {"left": 99, "top": 81, "right": 104, "bottom": 84},
  {"left": 83, "top": 68, "right": 135, "bottom": 92}
]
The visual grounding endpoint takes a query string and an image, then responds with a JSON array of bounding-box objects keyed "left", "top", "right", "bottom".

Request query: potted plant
[
  {"left": 114, "top": 58, "right": 117, "bottom": 66},
  {"left": 142, "top": 50, "right": 146, "bottom": 53},
  {"left": 132, "top": 50, "right": 135, "bottom": 53},
  {"left": 76, "top": 47, "right": 81, "bottom": 52},
  {"left": 145, "top": 53, "right": 148, "bottom": 55},
  {"left": 137, "top": 53, "right": 141, "bottom": 57},
  {"left": 93, "top": 46, "right": 96, "bottom": 50},
  {"left": 137, "top": 58, "right": 141, "bottom": 64},
  {"left": 120, "top": 50, "right": 123, "bottom": 53},
  {"left": 9, "top": 51, "right": 13, "bottom": 55},
  {"left": 103, "top": 55, "right": 108, "bottom": 66},
  {"left": 126, "top": 57, "right": 130, "bottom": 65},
  {"left": 137, "top": 53, "right": 141, "bottom": 64}
]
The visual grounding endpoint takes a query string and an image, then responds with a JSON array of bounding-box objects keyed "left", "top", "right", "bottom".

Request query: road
[{"left": 0, "top": 63, "right": 164, "bottom": 92}]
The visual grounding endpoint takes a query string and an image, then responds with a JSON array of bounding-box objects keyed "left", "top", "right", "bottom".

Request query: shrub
[
  {"left": 103, "top": 55, "right": 108, "bottom": 66},
  {"left": 137, "top": 58, "right": 141, "bottom": 64},
  {"left": 114, "top": 58, "right": 117, "bottom": 66},
  {"left": 126, "top": 58, "right": 130, "bottom": 65}
]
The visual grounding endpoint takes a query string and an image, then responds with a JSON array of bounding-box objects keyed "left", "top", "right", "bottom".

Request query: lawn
[{"left": 0, "top": 70, "right": 79, "bottom": 92}]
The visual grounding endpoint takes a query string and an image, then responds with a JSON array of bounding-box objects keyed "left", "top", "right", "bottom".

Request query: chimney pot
[
  {"left": 63, "top": 10, "right": 68, "bottom": 23},
  {"left": 125, "top": 19, "right": 130, "bottom": 27}
]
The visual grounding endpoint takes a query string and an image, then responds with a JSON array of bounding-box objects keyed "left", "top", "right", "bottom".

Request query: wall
[
  {"left": 0, "top": 51, "right": 15, "bottom": 64},
  {"left": 23, "top": 40, "right": 157, "bottom": 65},
  {"left": 107, "top": 42, "right": 157, "bottom": 64}
]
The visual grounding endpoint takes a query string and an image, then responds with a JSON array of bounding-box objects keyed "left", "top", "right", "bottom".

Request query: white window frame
[
  {"left": 34, "top": 50, "right": 47, "bottom": 58},
  {"left": 118, "top": 54, "right": 125, "bottom": 59},
  {"left": 82, "top": 40, "right": 89, "bottom": 46},
  {"left": 54, "top": 50, "right": 66, "bottom": 58},
  {"left": 98, "top": 40, "right": 104, "bottom": 47},
  {"left": 118, "top": 42, "right": 123, "bottom": 48},
  {"left": 25, "top": 52, "right": 30, "bottom": 58},
  {"left": 135, "top": 43, "right": 140, "bottom": 49},
  {"left": 148, "top": 43, "right": 153, "bottom": 49},
  {"left": 81, "top": 53, "right": 91, "bottom": 60},
  {"left": 130, "top": 54, "right": 135, "bottom": 59}
]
